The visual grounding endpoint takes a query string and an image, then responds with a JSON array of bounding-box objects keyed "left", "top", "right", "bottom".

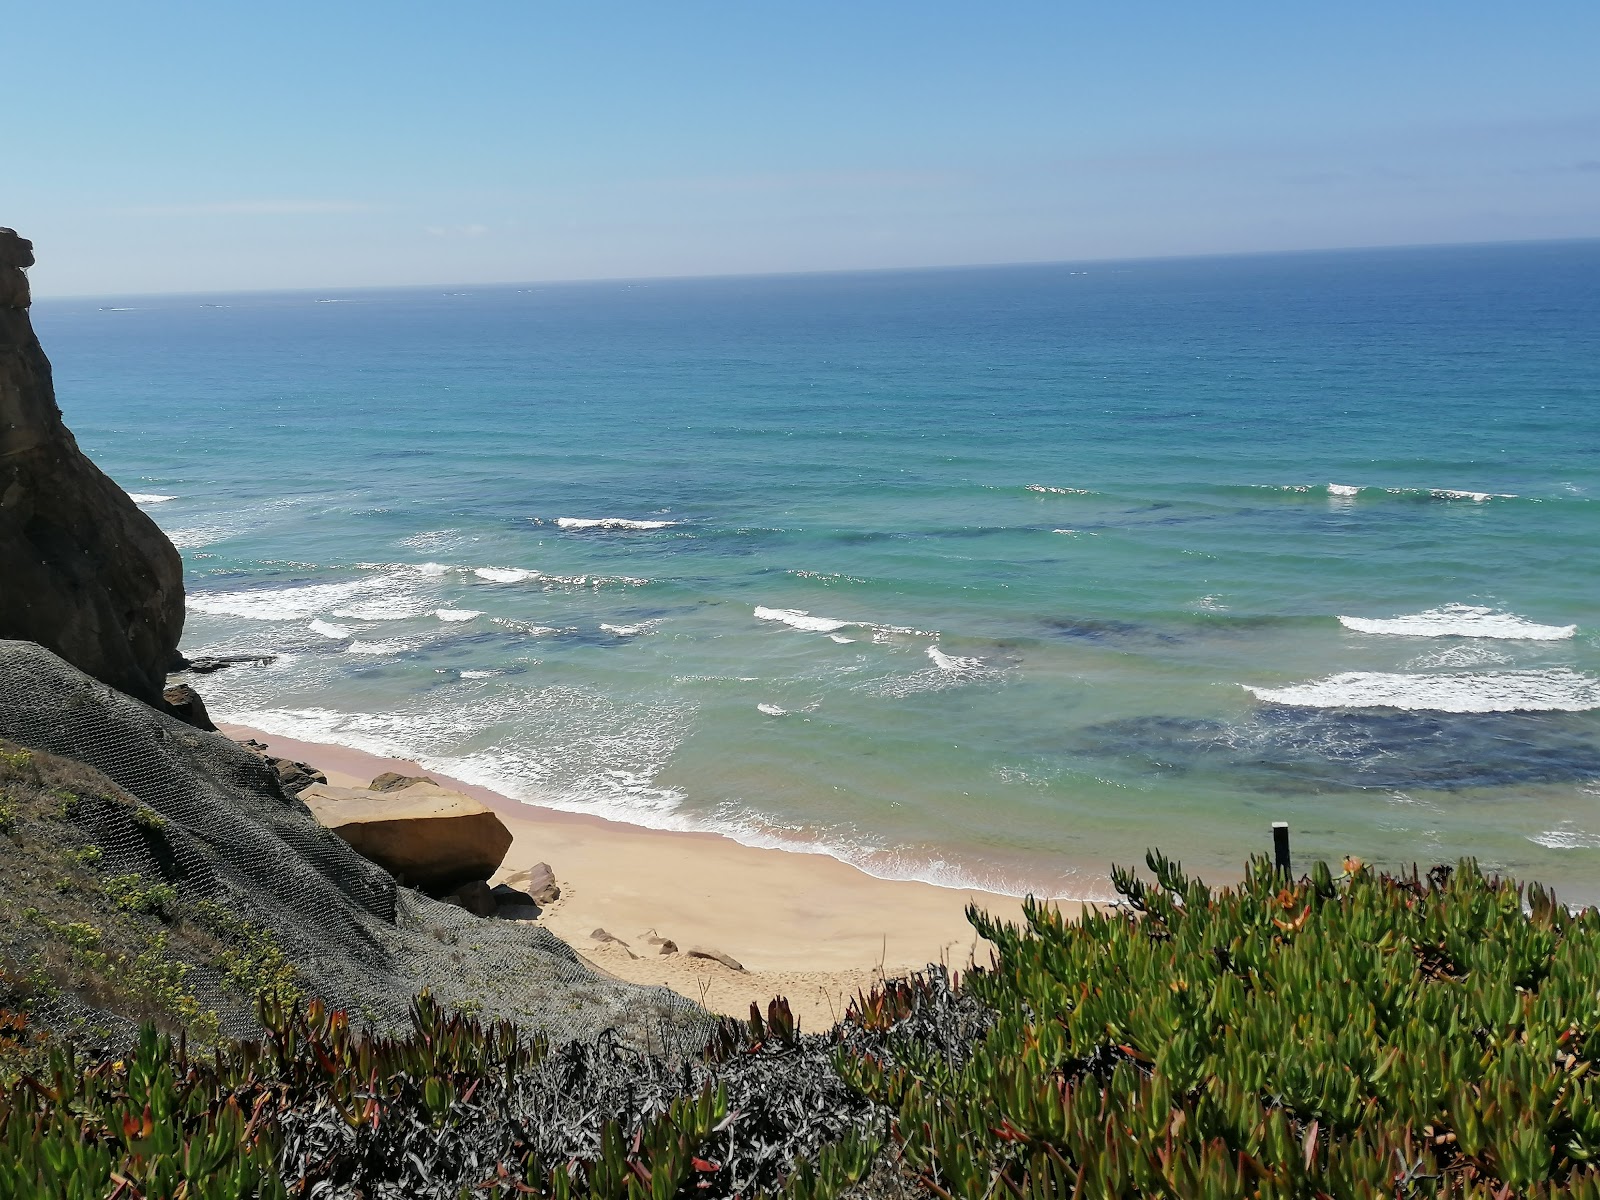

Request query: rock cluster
[{"left": 0, "top": 229, "right": 186, "bottom": 708}]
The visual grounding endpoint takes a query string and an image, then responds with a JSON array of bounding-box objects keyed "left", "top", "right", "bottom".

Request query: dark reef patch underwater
[{"left": 1082, "top": 707, "right": 1600, "bottom": 792}]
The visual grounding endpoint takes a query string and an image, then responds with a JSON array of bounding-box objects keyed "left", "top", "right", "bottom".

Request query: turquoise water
[{"left": 35, "top": 241, "right": 1600, "bottom": 901}]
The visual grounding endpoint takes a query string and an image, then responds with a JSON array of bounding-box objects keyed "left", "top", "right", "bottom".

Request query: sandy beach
[{"left": 219, "top": 723, "right": 1075, "bottom": 1030}]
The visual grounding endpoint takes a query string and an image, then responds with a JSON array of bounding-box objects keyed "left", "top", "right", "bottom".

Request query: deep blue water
[{"left": 34, "top": 240, "right": 1600, "bottom": 900}]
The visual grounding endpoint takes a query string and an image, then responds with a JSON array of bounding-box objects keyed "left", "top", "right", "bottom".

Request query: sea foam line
[
  {"left": 1338, "top": 604, "right": 1575, "bottom": 641},
  {"left": 1243, "top": 669, "right": 1600, "bottom": 713},
  {"left": 207, "top": 702, "right": 1081, "bottom": 899}
]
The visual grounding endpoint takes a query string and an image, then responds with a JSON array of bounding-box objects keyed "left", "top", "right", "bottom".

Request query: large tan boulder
[
  {"left": 0, "top": 229, "right": 186, "bottom": 708},
  {"left": 299, "top": 782, "right": 512, "bottom": 894}
]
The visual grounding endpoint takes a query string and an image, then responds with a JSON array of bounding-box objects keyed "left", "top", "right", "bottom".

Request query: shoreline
[{"left": 221, "top": 723, "right": 1080, "bottom": 1029}]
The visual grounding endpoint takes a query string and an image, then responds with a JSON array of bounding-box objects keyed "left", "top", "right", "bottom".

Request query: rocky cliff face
[{"left": 0, "top": 228, "right": 185, "bottom": 706}]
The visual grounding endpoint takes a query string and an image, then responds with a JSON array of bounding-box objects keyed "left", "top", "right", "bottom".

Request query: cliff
[{"left": 0, "top": 228, "right": 185, "bottom": 706}]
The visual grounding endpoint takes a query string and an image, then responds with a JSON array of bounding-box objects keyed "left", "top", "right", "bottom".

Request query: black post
[{"left": 1272, "top": 822, "right": 1291, "bottom": 876}]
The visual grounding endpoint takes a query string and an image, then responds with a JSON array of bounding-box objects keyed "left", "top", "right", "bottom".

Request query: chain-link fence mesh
[{"left": 0, "top": 640, "right": 710, "bottom": 1052}]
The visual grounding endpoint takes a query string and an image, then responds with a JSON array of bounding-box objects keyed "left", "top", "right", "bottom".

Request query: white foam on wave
[
  {"left": 1426, "top": 488, "right": 1513, "bottom": 502},
  {"left": 189, "top": 575, "right": 393, "bottom": 621},
  {"left": 1026, "top": 484, "right": 1094, "bottom": 496},
  {"left": 436, "top": 608, "right": 482, "bottom": 623},
  {"left": 1406, "top": 644, "right": 1512, "bottom": 670},
  {"left": 459, "top": 669, "right": 498, "bottom": 679},
  {"left": 829, "top": 633, "right": 855, "bottom": 644},
  {"left": 491, "top": 617, "right": 563, "bottom": 637},
  {"left": 129, "top": 493, "right": 177, "bottom": 505},
  {"left": 927, "top": 646, "right": 986, "bottom": 673},
  {"left": 1339, "top": 604, "right": 1575, "bottom": 640},
  {"left": 308, "top": 619, "right": 353, "bottom": 640},
  {"left": 1269, "top": 482, "right": 1518, "bottom": 502},
  {"left": 1243, "top": 669, "right": 1600, "bottom": 713},
  {"left": 347, "top": 639, "right": 415, "bottom": 656},
  {"left": 1529, "top": 825, "right": 1600, "bottom": 850},
  {"left": 755, "top": 606, "right": 851, "bottom": 633},
  {"left": 599, "top": 621, "right": 658, "bottom": 637},
  {"left": 556, "top": 517, "right": 678, "bottom": 531},
  {"left": 168, "top": 525, "right": 239, "bottom": 549},
  {"left": 414, "top": 562, "right": 451, "bottom": 577},
  {"left": 475, "top": 567, "right": 535, "bottom": 583},
  {"left": 757, "top": 703, "right": 787, "bottom": 716},
  {"left": 755, "top": 606, "right": 935, "bottom": 641}
]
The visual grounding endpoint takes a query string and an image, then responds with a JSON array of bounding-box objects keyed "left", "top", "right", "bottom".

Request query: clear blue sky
[{"left": 8, "top": 1, "right": 1598, "bottom": 296}]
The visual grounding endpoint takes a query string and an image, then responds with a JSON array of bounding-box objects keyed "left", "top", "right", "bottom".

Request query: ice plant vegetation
[
  {"left": 3, "top": 854, "right": 1599, "bottom": 1197},
  {"left": 846, "top": 854, "right": 1600, "bottom": 1198}
]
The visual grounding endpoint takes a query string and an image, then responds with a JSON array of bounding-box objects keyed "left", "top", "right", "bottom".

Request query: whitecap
[
  {"left": 308, "top": 619, "right": 353, "bottom": 640},
  {"left": 1026, "top": 484, "right": 1093, "bottom": 495},
  {"left": 757, "top": 703, "right": 787, "bottom": 716},
  {"left": 1339, "top": 604, "right": 1575, "bottom": 641},
  {"left": 1243, "top": 669, "right": 1600, "bottom": 713},
  {"left": 754, "top": 606, "right": 851, "bottom": 633},
  {"left": 927, "top": 646, "right": 986, "bottom": 673},
  {"left": 474, "top": 567, "right": 535, "bottom": 583},
  {"left": 556, "top": 517, "right": 677, "bottom": 531},
  {"left": 129, "top": 493, "right": 177, "bottom": 505},
  {"left": 459, "top": 669, "right": 498, "bottom": 679},
  {"left": 1327, "top": 483, "right": 1361, "bottom": 497},
  {"left": 413, "top": 562, "right": 451, "bottom": 577},
  {"left": 828, "top": 633, "right": 855, "bottom": 644},
  {"left": 436, "top": 608, "right": 482, "bottom": 622}
]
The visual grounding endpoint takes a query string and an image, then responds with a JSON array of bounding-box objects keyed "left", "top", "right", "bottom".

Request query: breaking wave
[
  {"left": 1338, "top": 604, "right": 1576, "bottom": 640},
  {"left": 129, "top": 493, "right": 177, "bottom": 505},
  {"left": 1244, "top": 669, "right": 1600, "bottom": 713},
  {"left": 556, "top": 517, "right": 678, "bottom": 531},
  {"left": 308, "top": 619, "right": 353, "bottom": 640},
  {"left": 754, "top": 606, "right": 851, "bottom": 633},
  {"left": 1256, "top": 482, "right": 1520, "bottom": 502}
]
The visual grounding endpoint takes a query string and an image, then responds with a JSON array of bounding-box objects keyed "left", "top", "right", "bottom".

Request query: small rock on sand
[
  {"left": 370, "top": 771, "right": 437, "bottom": 793},
  {"left": 687, "top": 946, "right": 744, "bottom": 972}
]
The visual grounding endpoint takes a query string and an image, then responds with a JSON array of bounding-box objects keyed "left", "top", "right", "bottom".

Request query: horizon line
[{"left": 28, "top": 233, "right": 1600, "bottom": 303}]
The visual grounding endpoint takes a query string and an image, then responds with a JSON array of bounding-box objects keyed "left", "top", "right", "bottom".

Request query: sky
[{"left": 7, "top": 1, "right": 1599, "bottom": 296}]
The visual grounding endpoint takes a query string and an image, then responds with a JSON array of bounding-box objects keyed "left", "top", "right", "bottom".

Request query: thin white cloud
[
  {"left": 115, "top": 200, "right": 377, "bottom": 217},
  {"left": 424, "top": 223, "right": 490, "bottom": 238}
]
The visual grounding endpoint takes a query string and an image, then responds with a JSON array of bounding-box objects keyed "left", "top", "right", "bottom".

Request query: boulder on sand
[
  {"left": 299, "top": 781, "right": 513, "bottom": 895},
  {"left": 497, "top": 861, "right": 560, "bottom": 905}
]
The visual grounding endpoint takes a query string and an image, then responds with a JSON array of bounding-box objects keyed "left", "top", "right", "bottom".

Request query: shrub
[{"left": 840, "top": 853, "right": 1600, "bottom": 1197}]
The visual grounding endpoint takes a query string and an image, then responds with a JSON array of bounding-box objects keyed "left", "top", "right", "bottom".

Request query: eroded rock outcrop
[
  {"left": 299, "top": 781, "right": 514, "bottom": 894},
  {"left": 0, "top": 229, "right": 185, "bottom": 706}
]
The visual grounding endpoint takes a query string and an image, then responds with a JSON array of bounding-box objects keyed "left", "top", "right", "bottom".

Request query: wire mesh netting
[{"left": 0, "top": 640, "right": 710, "bottom": 1052}]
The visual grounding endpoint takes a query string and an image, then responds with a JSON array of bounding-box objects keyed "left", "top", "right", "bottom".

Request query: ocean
[{"left": 34, "top": 240, "right": 1600, "bottom": 902}]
